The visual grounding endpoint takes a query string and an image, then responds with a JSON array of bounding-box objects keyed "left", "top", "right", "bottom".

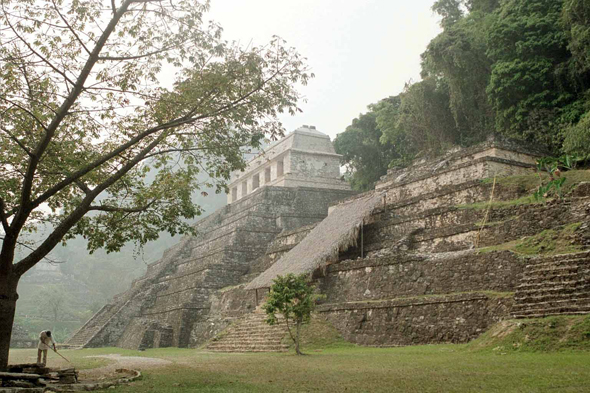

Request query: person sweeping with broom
[{"left": 37, "top": 330, "right": 56, "bottom": 366}]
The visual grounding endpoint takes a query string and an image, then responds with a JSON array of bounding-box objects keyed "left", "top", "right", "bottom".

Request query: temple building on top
[{"left": 227, "top": 125, "right": 350, "bottom": 204}]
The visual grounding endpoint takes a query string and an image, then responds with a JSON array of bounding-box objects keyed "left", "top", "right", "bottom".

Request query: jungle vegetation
[{"left": 335, "top": 0, "right": 590, "bottom": 191}]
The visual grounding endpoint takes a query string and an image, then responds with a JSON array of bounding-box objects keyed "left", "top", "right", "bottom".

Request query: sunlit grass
[{"left": 9, "top": 342, "right": 590, "bottom": 392}]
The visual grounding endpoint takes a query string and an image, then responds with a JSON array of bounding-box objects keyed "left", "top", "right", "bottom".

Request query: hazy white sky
[{"left": 206, "top": 0, "right": 441, "bottom": 141}]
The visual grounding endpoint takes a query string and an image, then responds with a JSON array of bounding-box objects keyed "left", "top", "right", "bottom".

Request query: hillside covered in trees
[{"left": 335, "top": 0, "right": 590, "bottom": 190}]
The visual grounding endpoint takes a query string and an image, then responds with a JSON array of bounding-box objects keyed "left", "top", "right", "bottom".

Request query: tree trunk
[
  {"left": 295, "top": 319, "right": 302, "bottom": 355},
  {"left": 0, "top": 272, "right": 18, "bottom": 371}
]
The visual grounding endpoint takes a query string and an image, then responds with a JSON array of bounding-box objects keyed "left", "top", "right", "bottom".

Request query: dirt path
[{"left": 80, "top": 354, "right": 172, "bottom": 381}]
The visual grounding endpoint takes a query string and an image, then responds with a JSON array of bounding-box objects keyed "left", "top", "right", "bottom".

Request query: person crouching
[{"left": 37, "top": 330, "right": 56, "bottom": 366}]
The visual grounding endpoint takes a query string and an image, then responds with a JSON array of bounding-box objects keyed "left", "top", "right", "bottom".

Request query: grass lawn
[{"left": 9, "top": 344, "right": 590, "bottom": 392}]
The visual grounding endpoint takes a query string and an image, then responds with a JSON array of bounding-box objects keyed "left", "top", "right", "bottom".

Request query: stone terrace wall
[
  {"left": 320, "top": 251, "right": 524, "bottom": 304},
  {"left": 319, "top": 294, "right": 513, "bottom": 346},
  {"left": 316, "top": 250, "right": 522, "bottom": 347},
  {"left": 69, "top": 185, "right": 354, "bottom": 349},
  {"left": 314, "top": 193, "right": 590, "bottom": 347}
]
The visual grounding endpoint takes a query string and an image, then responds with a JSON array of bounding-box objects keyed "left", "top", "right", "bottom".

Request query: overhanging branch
[{"left": 88, "top": 200, "right": 155, "bottom": 213}]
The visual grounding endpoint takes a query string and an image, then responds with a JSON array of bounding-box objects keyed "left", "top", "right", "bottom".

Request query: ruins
[{"left": 68, "top": 128, "right": 590, "bottom": 351}]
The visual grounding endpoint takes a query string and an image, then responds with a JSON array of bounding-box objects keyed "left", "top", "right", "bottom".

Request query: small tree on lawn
[{"left": 262, "top": 273, "right": 319, "bottom": 355}]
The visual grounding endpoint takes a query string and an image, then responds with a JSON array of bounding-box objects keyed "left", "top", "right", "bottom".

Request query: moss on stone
[
  {"left": 459, "top": 170, "right": 590, "bottom": 211},
  {"left": 478, "top": 223, "right": 583, "bottom": 256},
  {"left": 457, "top": 196, "right": 541, "bottom": 211},
  {"left": 468, "top": 315, "right": 590, "bottom": 352},
  {"left": 481, "top": 169, "right": 590, "bottom": 193}
]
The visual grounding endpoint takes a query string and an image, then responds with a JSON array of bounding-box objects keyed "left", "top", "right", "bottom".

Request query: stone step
[
  {"left": 67, "top": 325, "right": 104, "bottom": 346},
  {"left": 514, "top": 290, "right": 588, "bottom": 301},
  {"left": 209, "top": 338, "right": 286, "bottom": 346},
  {"left": 224, "top": 332, "right": 287, "bottom": 338},
  {"left": 525, "top": 264, "right": 583, "bottom": 276},
  {"left": 207, "top": 346, "right": 288, "bottom": 352},
  {"left": 527, "top": 251, "right": 590, "bottom": 265},
  {"left": 512, "top": 305, "right": 590, "bottom": 319},
  {"left": 228, "top": 324, "right": 284, "bottom": 330},
  {"left": 207, "top": 342, "right": 289, "bottom": 349},
  {"left": 519, "top": 272, "right": 583, "bottom": 284},
  {"left": 511, "top": 297, "right": 590, "bottom": 311},
  {"left": 66, "top": 305, "right": 121, "bottom": 346},
  {"left": 230, "top": 323, "right": 285, "bottom": 330},
  {"left": 526, "top": 256, "right": 590, "bottom": 271},
  {"left": 516, "top": 280, "right": 588, "bottom": 290},
  {"left": 208, "top": 338, "right": 287, "bottom": 345},
  {"left": 206, "top": 311, "right": 289, "bottom": 353},
  {"left": 514, "top": 290, "right": 590, "bottom": 304}
]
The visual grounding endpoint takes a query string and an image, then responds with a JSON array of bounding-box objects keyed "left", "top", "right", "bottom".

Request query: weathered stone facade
[
  {"left": 67, "top": 128, "right": 353, "bottom": 349},
  {"left": 71, "top": 134, "right": 590, "bottom": 351},
  {"left": 227, "top": 125, "right": 349, "bottom": 204},
  {"left": 304, "top": 140, "right": 590, "bottom": 347}
]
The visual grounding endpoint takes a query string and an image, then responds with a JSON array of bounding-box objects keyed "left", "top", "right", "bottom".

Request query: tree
[
  {"left": 262, "top": 273, "right": 319, "bottom": 355},
  {"left": 432, "top": 0, "right": 465, "bottom": 29},
  {"left": 396, "top": 78, "right": 458, "bottom": 156},
  {"left": 0, "top": 0, "right": 311, "bottom": 369},
  {"left": 422, "top": 1, "right": 498, "bottom": 146},
  {"left": 34, "top": 284, "right": 69, "bottom": 322},
  {"left": 486, "top": 0, "right": 571, "bottom": 148},
  {"left": 334, "top": 100, "right": 399, "bottom": 191}
]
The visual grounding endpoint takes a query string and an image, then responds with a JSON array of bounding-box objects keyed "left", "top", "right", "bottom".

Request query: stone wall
[
  {"left": 68, "top": 185, "right": 354, "bottom": 349},
  {"left": 227, "top": 126, "right": 349, "bottom": 203},
  {"left": 320, "top": 251, "right": 524, "bottom": 304},
  {"left": 319, "top": 294, "right": 513, "bottom": 346}
]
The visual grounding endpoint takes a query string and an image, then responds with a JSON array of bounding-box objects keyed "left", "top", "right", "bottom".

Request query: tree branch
[
  {"left": 0, "top": 236, "right": 63, "bottom": 265},
  {"left": 0, "top": 199, "right": 9, "bottom": 233},
  {"left": 13, "top": 130, "right": 166, "bottom": 277},
  {"left": 0, "top": 126, "right": 34, "bottom": 157},
  {"left": 4, "top": 0, "right": 135, "bottom": 254},
  {"left": 0, "top": 97, "right": 49, "bottom": 131},
  {"left": 88, "top": 200, "right": 155, "bottom": 213},
  {"left": 98, "top": 47, "right": 172, "bottom": 61},
  {"left": 51, "top": 0, "right": 92, "bottom": 56},
  {"left": 74, "top": 179, "right": 91, "bottom": 195}
]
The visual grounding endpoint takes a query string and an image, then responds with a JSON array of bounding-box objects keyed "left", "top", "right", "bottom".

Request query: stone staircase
[
  {"left": 207, "top": 310, "right": 290, "bottom": 352},
  {"left": 512, "top": 251, "right": 590, "bottom": 318},
  {"left": 67, "top": 304, "right": 115, "bottom": 347},
  {"left": 67, "top": 295, "right": 134, "bottom": 347}
]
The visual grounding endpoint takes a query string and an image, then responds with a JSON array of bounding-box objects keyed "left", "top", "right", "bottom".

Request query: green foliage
[
  {"left": 334, "top": 98, "right": 401, "bottom": 191},
  {"left": 563, "top": 110, "right": 590, "bottom": 156},
  {"left": 9, "top": 345, "right": 590, "bottom": 392},
  {"left": 432, "top": 0, "right": 466, "bottom": 29},
  {"left": 422, "top": 1, "right": 497, "bottom": 145},
  {"left": 33, "top": 284, "right": 69, "bottom": 322},
  {"left": 561, "top": 0, "right": 590, "bottom": 84},
  {"left": 396, "top": 78, "right": 458, "bottom": 156},
  {"left": 0, "top": 0, "right": 310, "bottom": 270},
  {"left": 532, "top": 154, "right": 585, "bottom": 201},
  {"left": 533, "top": 177, "right": 566, "bottom": 201},
  {"left": 263, "top": 273, "right": 321, "bottom": 355},
  {"left": 486, "top": 0, "right": 572, "bottom": 147},
  {"left": 0, "top": 0, "right": 310, "bottom": 368},
  {"left": 479, "top": 222, "right": 583, "bottom": 256},
  {"left": 340, "top": 0, "right": 590, "bottom": 191},
  {"left": 469, "top": 315, "right": 590, "bottom": 352}
]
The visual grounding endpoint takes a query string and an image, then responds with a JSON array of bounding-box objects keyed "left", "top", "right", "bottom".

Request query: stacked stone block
[
  {"left": 206, "top": 309, "right": 289, "bottom": 352},
  {"left": 67, "top": 186, "right": 353, "bottom": 349},
  {"left": 512, "top": 251, "right": 590, "bottom": 318}
]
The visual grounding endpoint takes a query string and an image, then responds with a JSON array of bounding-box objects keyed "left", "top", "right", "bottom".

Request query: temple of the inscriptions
[
  {"left": 69, "top": 127, "right": 590, "bottom": 352},
  {"left": 67, "top": 125, "right": 354, "bottom": 349}
]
